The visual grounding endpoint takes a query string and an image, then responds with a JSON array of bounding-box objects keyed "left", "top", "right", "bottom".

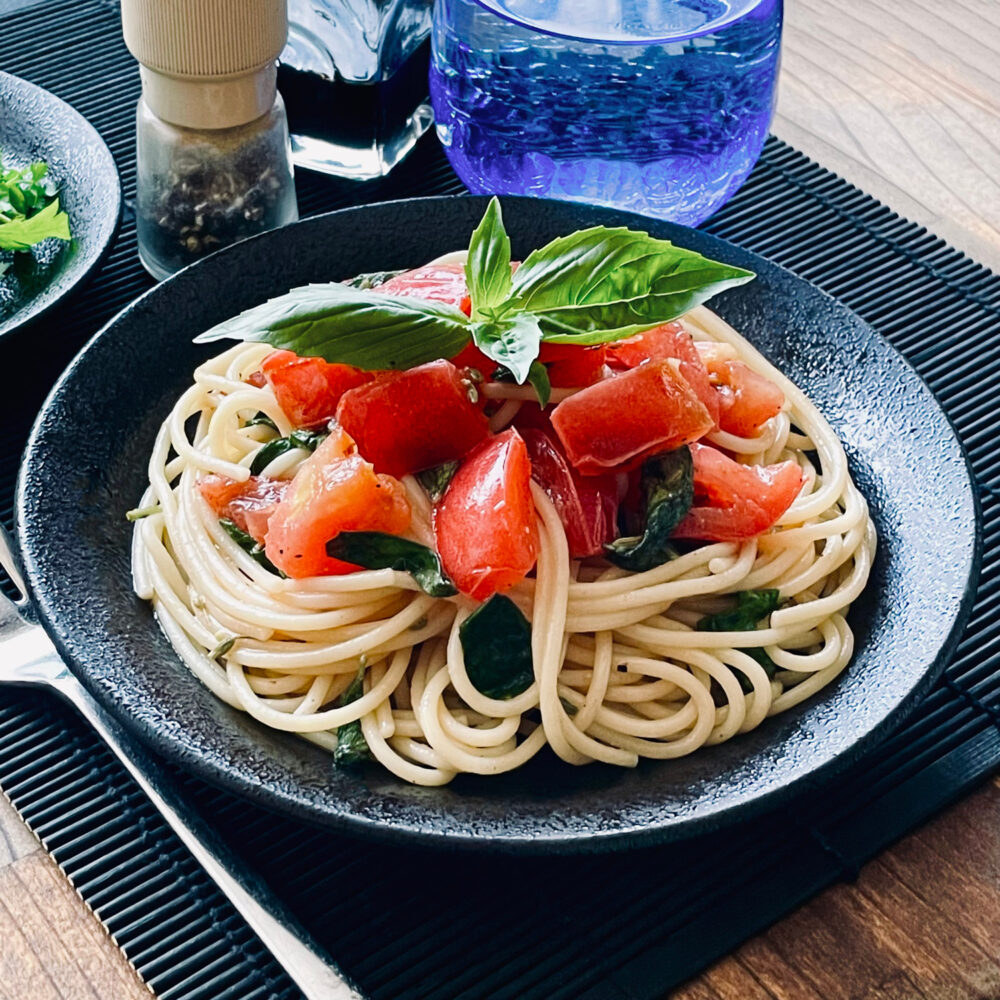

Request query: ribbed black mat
[{"left": 2, "top": 3, "right": 999, "bottom": 998}]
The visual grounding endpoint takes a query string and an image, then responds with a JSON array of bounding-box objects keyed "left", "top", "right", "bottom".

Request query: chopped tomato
[
  {"left": 434, "top": 429, "right": 538, "bottom": 600},
  {"left": 672, "top": 442, "right": 803, "bottom": 541},
  {"left": 550, "top": 361, "right": 714, "bottom": 476},
  {"left": 336, "top": 359, "right": 490, "bottom": 478},
  {"left": 707, "top": 360, "right": 785, "bottom": 438},
  {"left": 377, "top": 262, "right": 472, "bottom": 315},
  {"left": 607, "top": 322, "right": 719, "bottom": 426},
  {"left": 538, "top": 343, "right": 607, "bottom": 388},
  {"left": 198, "top": 475, "right": 288, "bottom": 544},
  {"left": 264, "top": 428, "right": 411, "bottom": 578},
  {"left": 521, "top": 429, "right": 617, "bottom": 558},
  {"left": 261, "top": 350, "right": 372, "bottom": 429},
  {"left": 450, "top": 341, "right": 495, "bottom": 376}
]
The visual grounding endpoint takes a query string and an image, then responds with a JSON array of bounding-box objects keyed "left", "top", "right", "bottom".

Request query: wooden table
[{"left": 2, "top": 1, "right": 999, "bottom": 997}]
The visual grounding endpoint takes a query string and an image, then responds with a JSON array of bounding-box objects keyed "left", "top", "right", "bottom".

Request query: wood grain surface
[{"left": 1, "top": 0, "right": 998, "bottom": 998}]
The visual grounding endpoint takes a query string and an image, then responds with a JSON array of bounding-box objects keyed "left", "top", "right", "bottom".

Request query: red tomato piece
[
  {"left": 198, "top": 475, "right": 288, "bottom": 544},
  {"left": 377, "top": 262, "right": 472, "bottom": 315},
  {"left": 450, "top": 342, "right": 496, "bottom": 378},
  {"left": 434, "top": 429, "right": 539, "bottom": 600},
  {"left": 550, "top": 361, "right": 714, "bottom": 476},
  {"left": 707, "top": 359, "right": 785, "bottom": 438},
  {"left": 538, "top": 343, "right": 607, "bottom": 388},
  {"left": 336, "top": 359, "right": 490, "bottom": 477},
  {"left": 672, "top": 442, "right": 803, "bottom": 541},
  {"left": 521, "top": 429, "right": 617, "bottom": 558},
  {"left": 607, "top": 322, "right": 720, "bottom": 426},
  {"left": 264, "top": 428, "right": 411, "bottom": 578},
  {"left": 261, "top": 350, "right": 373, "bottom": 429}
]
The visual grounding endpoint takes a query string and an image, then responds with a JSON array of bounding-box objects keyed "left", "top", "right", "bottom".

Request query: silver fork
[{"left": 0, "top": 525, "right": 361, "bottom": 1000}]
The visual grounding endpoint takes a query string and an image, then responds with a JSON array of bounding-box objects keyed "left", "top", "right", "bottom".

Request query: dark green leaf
[
  {"left": 417, "top": 461, "right": 459, "bottom": 503},
  {"left": 219, "top": 518, "right": 284, "bottom": 576},
  {"left": 326, "top": 532, "right": 457, "bottom": 597},
  {"left": 465, "top": 196, "right": 513, "bottom": 319},
  {"left": 697, "top": 589, "right": 781, "bottom": 633},
  {"left": 470, "top": 311, "right": 543, "bottom": 385},
  {"left": 605, "top": 447, "right": 694, "bottom": 571},
  {"left": 249, "top": 428, "right": 327, "bottom": 475},
  {"left": 193, "top": 282, "right": 472, "bottom": 371},
  {"left": 504, "top": 226, "right": 754, "bottom": 343},
  {"left": 334, "top": 662, "right": 371, "bottom": 765},
  {"left": 245, "top": 411, "right": 279, "bottom": 430},
  {"left": 0, "top": 198, "right": 71, "bottom": 251},
  {"left": 527, "top": 359, "right": 552, "bottom": 408},
  {"left": 459, "top": 595, "right": 534, "bottom": 700},
  {"left": 342, "top": 268, "right": 405, "bottom": 289}
]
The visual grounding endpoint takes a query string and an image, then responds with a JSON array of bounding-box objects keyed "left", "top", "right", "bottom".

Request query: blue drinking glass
[{"left": 430, "top": 0, "right": 782, "bottom": 226}]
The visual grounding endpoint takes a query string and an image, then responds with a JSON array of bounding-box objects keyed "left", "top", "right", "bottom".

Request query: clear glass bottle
[{"left": 123, "top": 0, "right": 299, "bottom": 280}]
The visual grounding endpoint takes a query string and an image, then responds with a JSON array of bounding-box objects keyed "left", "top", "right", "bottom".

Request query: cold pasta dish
[{"left": 130, "top": 199, "right": 876, "bottom": 786}]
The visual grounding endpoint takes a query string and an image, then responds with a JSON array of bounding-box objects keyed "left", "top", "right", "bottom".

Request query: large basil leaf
[
  {"left": 326, "top": 532, "right": 457, "bottom": 597},
  {"left": 465, "top": 196, "right": 512, "bottom": 319},
  {"left": 471, "top": 311, "right": 544, "bottom": 386},
  {"left": 459, "top": 595, "right": 534, "bottom": 700},
  {"left": 506, "top": 227, "right": 754, "bottom": 343},
  {"left": 605, "top": 447, "right": 694, "bottom": 571},
  {"left": 194, "top": 282, "right": 472, "bottom": 370}
]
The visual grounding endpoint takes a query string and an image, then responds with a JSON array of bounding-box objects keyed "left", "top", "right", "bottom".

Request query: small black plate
[
  {"left": 0, "top": 72, "right": 121, "bottom": 338},
  {"left": 16, "top": 196, "right": 980, "bottom": 853}
]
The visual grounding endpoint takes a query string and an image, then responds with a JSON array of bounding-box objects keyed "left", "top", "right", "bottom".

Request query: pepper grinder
[{"left": 123, "top": 0, "right": 299, "bottom": 280}]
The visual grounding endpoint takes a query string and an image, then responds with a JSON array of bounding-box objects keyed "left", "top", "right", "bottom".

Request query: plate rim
[{"left": 15, "top": 194, "right": 984, "bottom": 853}]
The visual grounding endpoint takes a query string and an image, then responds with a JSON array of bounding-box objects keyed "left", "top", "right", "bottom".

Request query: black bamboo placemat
[{"left": 1, "top": 2, "right": 999, "bottom": 998}]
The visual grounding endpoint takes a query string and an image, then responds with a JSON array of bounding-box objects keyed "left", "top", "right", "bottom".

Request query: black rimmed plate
[
  {"left": 15, "top": 196, "right": 980, "bottom": 853},
  {"left": 0, "top": 72, "right": 121, "bottom": 338}
]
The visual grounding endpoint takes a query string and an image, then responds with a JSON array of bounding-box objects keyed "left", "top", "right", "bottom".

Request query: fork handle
[{"left": 0, "top": 525, "right": 361, "bottom": 1000}]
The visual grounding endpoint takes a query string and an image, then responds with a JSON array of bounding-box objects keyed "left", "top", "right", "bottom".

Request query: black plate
[
  {"left": 0, "top": 72, "right": 121, "bottom": 338},
  {"left": 15, "top": 196, "right": 980, "bottom": 853}
]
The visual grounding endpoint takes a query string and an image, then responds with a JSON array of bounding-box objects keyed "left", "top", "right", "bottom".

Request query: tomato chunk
[
  {"left": 450, "top": 342, "right": 495, "bottom": 376},
  {"left": 434, "top": 429, "right": 539, "bottom": 600},
  {"left": 538, "top": 343, "right": 607, "bottom": 388},
  {"left": 707, "top": 359, "right": 785, "bottom": 438},
  {"left": 672, "top": 442, "right": 803, "bottom": 541},
  {"left": 261, "top": 350, "right": 372, "bottom": 429},
  {"left": 199, "top": 475, "right": 288, "bottom": 544},
  {"left": 550, "top": 361, "right": 713, "bottom": 476},
  {"left": 264, "top": 428, "right": 411, "bottom": 578},
  {"left": 336, "top": 359, "right": 490, "bottom": 477},
  {"left": 521, "top": 429, "right": 617, "bottom": 558},
  {"left": 377, "top": 262, "right": 472, "bottom": 315}
]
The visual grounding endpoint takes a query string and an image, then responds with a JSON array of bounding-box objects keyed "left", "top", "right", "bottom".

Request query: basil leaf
[
  {"left": 466, "top": 196, "right": 512, "bottom": 319},
  {"left": 245, "top": 411, "right": 278, "bottom": 430},
  {"left": 249, "top": 428, "right": 326, "bottom": 475},
  {"left": 459, "top": 595, "right": 534, "bottom": 700},
  {"left": 334, "top": 662, "right": 371, "bottom": 765},
  {"left": 697, "top": 589, "right": 781, "bottom": 633},
  {"left": 505, "top": 226, "right": 754, "bottom": 343},
  {"left": 527, "top": 359, "right": 552, "bottom": 408},
  {"left": 471, "top": 311, "right": 543, "bottom": 385},
  {"left": 417, "top": 461, "right": 459, "bottom": 503},
  {"left": 342, "top": 268, "right": 405, "bottom": 289},
  {"left": 326, "top": 531, "right": 457, "bottom": 597},
  {"left": 194, "top": 282, "right": 472, "bottom": 371},
  {"left": 605, "top": 447, "right": 694, "bottom": 571},
  {"left": 219, "top": 518, "right": 284, "bottom": 576}
]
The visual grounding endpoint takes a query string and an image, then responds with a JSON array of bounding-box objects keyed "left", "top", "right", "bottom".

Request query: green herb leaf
[
  {"left": 342, "top": 268, "right": 405, "bottom": 289},
  {"left": 0, "top": 197, "right": 71, "bottom": 251},
  {"left": 527, "top": 359, "right": 552, "bottom": 408},
  {"left": 504, "top": 226, "right": 754, "bottom": 343},
  {"left": 334, "top": 660, "right": 371, "bottom": 765},
  {"left": 417, "top": 461, "right": 459, "bottom": 503},
  {"left": 219, "top": 518, "right": 284, "bottom": 576},
  {"left": 459, "top": 595, "right": 534, "bottom": 700},
  {"left": 249, "top": 428, "right": 327, "bottom": 475},
  {"left": 245, "top": 411, "right": 279, "bottom": 430},
  {"left": 193, "top": 282, "right": 472, "bottom": 371},
  {"left": 697, "top": 589, "right": 781, "bottom": 633},
  {"left": 605, "top": 447, "right": 694, "bottom": 571},
  {"left": 466, "top": 196, "right": 512, "bottom": 319},
  {"left": 471, "top": 311, "right": 543, "bottom": 385},
  {"left": 326, "top": 531, "right": 457, "bottom": 597}
]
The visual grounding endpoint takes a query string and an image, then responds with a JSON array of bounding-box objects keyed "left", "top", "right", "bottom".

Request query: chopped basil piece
[
  {"left": 417, "top": 461, "right": 459, "bottom": 504},
  {"left": 249, "top": 428, "right": 327, "bottom": 475},
  {"left": 459, "top": 595, "right": 534, "bottom": 700},
  {"left": 334, "top": 661, "right": 371, "bottom": 765},
  {"left": 326, "top": 532, "right": 457, "bottom": 597},
  {"left": 698, "top": 589, "right": 782, "bottom": 693},
  {"left": 219, "top": 518, "right": 284, "bottom": 576}
]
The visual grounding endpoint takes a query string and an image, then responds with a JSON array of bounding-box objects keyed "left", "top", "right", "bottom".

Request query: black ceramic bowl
[
  {"left": 16, "top": 196, "right": 980, "bottom": 853},
  {"left": 0, "top": 72, "right": 121, "bottom": 338}
]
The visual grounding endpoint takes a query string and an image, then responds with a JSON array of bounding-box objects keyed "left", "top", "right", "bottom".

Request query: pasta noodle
[{"left": 131, "top": 303, "right": 875, "bottom": 786}]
